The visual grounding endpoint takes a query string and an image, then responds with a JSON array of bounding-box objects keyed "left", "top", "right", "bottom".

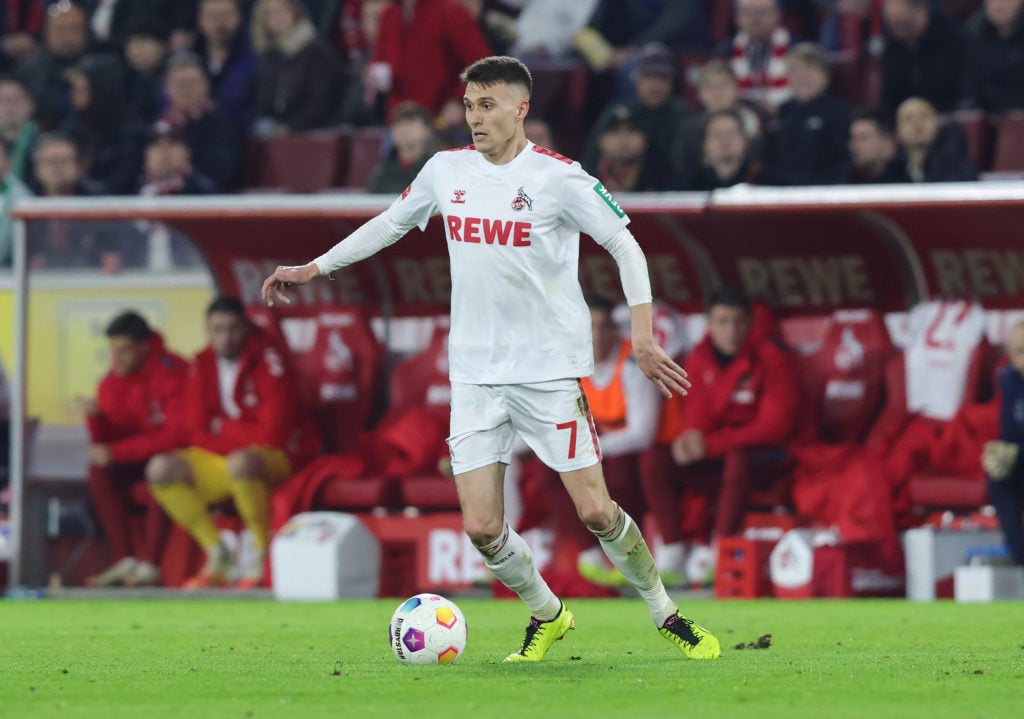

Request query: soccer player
[
  {"left": 145, "top": 297, "right": 319, "bottom": 589},
  {"left": 261, "top": 56, "right": 720, "bottom": 661}
]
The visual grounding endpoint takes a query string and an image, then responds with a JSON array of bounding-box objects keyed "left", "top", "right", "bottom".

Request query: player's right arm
[{"left": 261, "top": 157, "right": 441, "bottom": 306}]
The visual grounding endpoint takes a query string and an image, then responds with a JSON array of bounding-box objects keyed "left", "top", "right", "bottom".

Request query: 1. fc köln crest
[{"left": 511, "top": 187, "right": 533, "bottom": 211}]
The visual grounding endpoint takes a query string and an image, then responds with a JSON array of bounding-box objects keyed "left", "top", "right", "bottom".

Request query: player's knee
[
  {"left": 227, "top": 450, "right": 265, "bottom": 480},
  {"left": 463, "top": 516, "right": 503, "bottom": 547},
  {"left": 579, "top": 502, "right": 615, "bottom": 532},
  {"left": 146, "top": 454, "right": 188, "bottom": 486}
]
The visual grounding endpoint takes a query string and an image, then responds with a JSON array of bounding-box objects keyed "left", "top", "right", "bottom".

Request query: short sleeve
[
  {"left": 558, "top": 164, "right": 631, "bottom": 245},
  {"left": 386, "top": 154, "right": 441, "bottom": 232}
]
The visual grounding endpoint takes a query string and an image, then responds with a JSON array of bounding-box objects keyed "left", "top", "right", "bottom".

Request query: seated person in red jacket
[
  {"left": 82, "top": 311, "right": 188, "bottom": 587},
  {"left": 668, "top": 287, "right": 799, "bottom": 582},
  {"left": 146, "top": 297, "right": 318, "bottom": 589}
]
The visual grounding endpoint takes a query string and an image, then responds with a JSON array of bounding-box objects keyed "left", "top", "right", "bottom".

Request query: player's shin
[
  {"left": 475, "top": 522, "right": 561, "bottom": 621},
  {"left": 150, "top": 481, "right": 221, "bottom": 550},
  {"left": 592, "top": 504, "right": 677, "bottom": 625}
]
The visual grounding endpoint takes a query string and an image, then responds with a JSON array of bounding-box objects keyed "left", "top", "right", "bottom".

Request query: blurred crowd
[{"left": 0, "top": 0, "right": 1020, "bottom": 271}]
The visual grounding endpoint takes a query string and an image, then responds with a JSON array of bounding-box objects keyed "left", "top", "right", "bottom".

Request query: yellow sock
[
  {"left": 151, "top": 482, "right": 221, "bottom": 550},
  {"left": 230, "top": 478, "right": 271, "bottom": 551}
]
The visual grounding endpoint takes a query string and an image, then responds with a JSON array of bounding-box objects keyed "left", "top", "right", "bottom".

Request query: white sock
[
  {"left": 476, "top": 523, "right": 561, "bottom": 621},
  {"left": 593, "top": 504, "right": 677, "bottom": 626}
]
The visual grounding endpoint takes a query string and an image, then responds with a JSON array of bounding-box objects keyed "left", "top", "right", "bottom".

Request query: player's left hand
[
  {"left": 633, "top": 337, "right": 690, "bottom": 398},
  {"left": 261, "top": 263, "right": 319, "bottom": 306},
  {"left": 88, "top": 444, "right": 112, "bottom": 467}
]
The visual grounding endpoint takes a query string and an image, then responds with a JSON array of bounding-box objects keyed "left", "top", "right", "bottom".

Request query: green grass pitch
[{"left": 2, "top": 598, "right": 1023, "bottom": 719}]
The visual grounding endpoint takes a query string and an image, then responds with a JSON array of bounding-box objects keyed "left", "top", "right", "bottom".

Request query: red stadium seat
[
  {"left": 950, "top": 110, "right": 994, "bottom": 173},
  {"left": 799, "top": 309, "right": 895, "bottom": 444},
  {"left": 528, "top": 59, "right": 589, "bottom": 131},
  {"left": 290, "top": 307, "right": 384, "bottom": 453},
  {"left": 253, "top": 130, "right": 349, "bottom": 192},
  {"left": 344, "top": 127, "right": 389, "bottom": 189},
  {"left": 992, "top": 112, "right": 1024, "bottom": 172}
]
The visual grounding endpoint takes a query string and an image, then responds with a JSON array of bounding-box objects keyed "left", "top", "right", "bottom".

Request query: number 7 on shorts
[{"left": 556, "top": 421, "right": 577, "bottom": 460}]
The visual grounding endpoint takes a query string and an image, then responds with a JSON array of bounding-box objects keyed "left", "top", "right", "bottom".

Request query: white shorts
[{"left": 447, "top": 379, "right": 603, "bottom": 475}]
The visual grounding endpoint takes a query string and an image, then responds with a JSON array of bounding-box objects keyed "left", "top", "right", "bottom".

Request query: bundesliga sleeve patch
[{"left": 593, "top": 182, "right": 625, "bottom": 218}]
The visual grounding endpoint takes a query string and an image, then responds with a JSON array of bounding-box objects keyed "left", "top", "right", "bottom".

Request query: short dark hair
[
  {"left": 586, "top": 294, "right": 616, "bottom": 315},
  {"left": 106, "top": 311, "right": 152, "bottom": 341},
  {"left": 704, "top": 108, "right": 747, "bottom": 139},
  {"left": 33, "top": 131, "right": 80, "bottom": 162},
  {"left": 706, "top": 285, "right": 750, "bottom": 313},
  {"left": 206, "top": 296, "right": 246, "bottom": 318},
  {"left": 460, "top": 56, "right": 532, "bottom": 98},
  {"left": 390, "top": 101, "right": 433, "bottom": 127},
  {"left": 851, "top": 108, "right": 894, "bottom": 137}
]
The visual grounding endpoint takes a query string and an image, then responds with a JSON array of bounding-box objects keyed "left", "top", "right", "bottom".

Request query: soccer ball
[{"left": 388, "top": 593, "right": 467, "bottom": 665}]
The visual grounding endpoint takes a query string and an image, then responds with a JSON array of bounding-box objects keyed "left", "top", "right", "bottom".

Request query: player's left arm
[{"left": 603, "top": 228, "right": 690, "bottom": 399}]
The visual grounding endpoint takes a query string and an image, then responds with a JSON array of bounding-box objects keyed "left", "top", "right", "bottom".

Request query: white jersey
[
  {"left": 904, "top": 300, "right": 986, "bottom": 420},
  {"left": 388, "top": 142, "right": 631, "bottom": 385}
]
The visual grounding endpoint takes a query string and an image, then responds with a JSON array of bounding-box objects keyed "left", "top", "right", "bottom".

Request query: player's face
[
  {"left": 591, "top": 308, "right": 619, "bottom": 362},
  {"left": 464, "top": 81, "right": 528, "bottom": 158},
  {"left": 1008, "top": 324, "right": 1024, "bottom": 375},
  {"left": 207, "top": 311, "right": 249, "bottom": 360},
  {"left": 108, "top": 336, "right": 148, "bottom": 376},
  {"left": 707, "top": 305, "right": 750, "bottom": 357}
]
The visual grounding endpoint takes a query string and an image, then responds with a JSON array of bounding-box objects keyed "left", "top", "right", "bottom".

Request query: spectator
[
  {"left": 881, "top": 0, "right": 963, "bottom": 112},
  {"left": 251, "top": 0, "right": 343, "bottom": 135},
  {"left": 369, "top": 0, "right": 490, "bottom": 116},
  {"left": 671, "top": 60, "right": 764, "bottom": 190},
  {"left": 584, "top": 43, "right": 688, "bottom": 177},
  {"left": 663, "top": 287, "right": 800, "bottom": 582},
  {"left": 848, "top": 108, "right": 902, "bottom": 182},
  {"left": 0, "top": 138, "right": 31, "bottom": 267},
  {"left": 0, "top": 75, "right": 38, "bottom": 182},
  {"left": 688, "top": 109, "right": 763, "bottom": 190},
  {"left": 122, "top": 17, "right": 168, "bottom": 124},
  {"left": 524, "top": 116, "right": 554, "bottom": 149},
  {"left": 195, "top": 0, "right": 257, "bottom": 130},
  {"left": 763, "top": 42, "right": 851, "bottom": 185},
  {"left": 17, "top": 0, "right": 90, "bottom": 129},
  {"left": 575, "top": 0, "right": 690, "bottom": 97},
  {"left": 894, "top": 96, "right": 976, "bottom": 182},
  {"left": 334, "top": 0, "right": 390, "bottom": 126},
  {"left": 61, "top": 53, "right": 146, "bottom": 193},
  {"left": 367, "top": 101, "right": 435, "bottom": 194},
  {"left": 138, "top": 126, "right": 217, "bottom": 196},
  {"left": 0, "top": 0, "right": 45, "bottom": 72},
  {"left": 982, "top": 319, "right": 1024, "bottom": 566},
  {"left": 28, "top": 132, "right": 128, "bottom": 271},
  {"left": 960, "top": 0, "right": 1024, "bottom": 113},
  {"left": 593, "top": 103, "right": 669, "bottom": 191},
  {"left": 81, "top": 311, "right": 188, "bottom": 588},
  {"left": 507, "top": 0, "right": 599, "bottom": 60},
  {"left": 146, "top": 297, "right": 320, "bottom": 589},
  {"left": 716, "top": 0, "right": 795, "bottom": 113},
  {"left": 155, "top": 53, "right": 241, "bottom": 190},
  {"left": 574, "top": 295, "right": 661, "bottom": 587},
  {"left": 457, "top": 0, "right": 516, "bottom": 56},
  {"left": 87, "top": 0, "right": 175, "bottom": 52},
  {"left": 817, "top": 0, "right": 886, "bottom": 55}
]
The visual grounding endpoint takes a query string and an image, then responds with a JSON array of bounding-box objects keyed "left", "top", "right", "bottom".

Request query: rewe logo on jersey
[
  {"left": 593, "top": 182, "right": 625, "bottom": 218},
  {"left": 450, "top": 189, "right": 467, "bottom": 204},
  {"left": 446, "top": 215, "right": 532, "bottom": 247}
]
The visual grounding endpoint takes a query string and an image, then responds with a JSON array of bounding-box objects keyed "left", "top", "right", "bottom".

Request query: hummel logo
[{"left": 451, "top": 189, "right": 467, "bottom": 204}]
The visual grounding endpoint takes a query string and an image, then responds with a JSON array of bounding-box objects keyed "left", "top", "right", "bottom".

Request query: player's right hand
[{"left": 261, "top": 263, "right": 319, "bottom": 306}]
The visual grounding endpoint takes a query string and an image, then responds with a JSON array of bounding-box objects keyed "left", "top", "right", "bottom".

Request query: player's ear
[{"left": 517, "top": 99, "right": 530, "bottom": 121}]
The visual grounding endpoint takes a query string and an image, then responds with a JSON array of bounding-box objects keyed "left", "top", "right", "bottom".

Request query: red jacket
[
  {"left": 87, "top": 332, "right": 188, "bottom": 464},
  {"left": 372, "top": 0, "right": 491, "bottom": 114},
  {"left": 680, "top": 336, "right": 801, "bottom": 457},
  {"left": 185, "top": 327, "right": 319, "bottom": 469}
]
